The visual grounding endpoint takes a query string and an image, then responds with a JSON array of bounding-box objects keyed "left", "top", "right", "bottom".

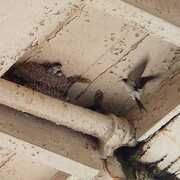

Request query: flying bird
[{"left": 122, "top": 57, "right": 159, "bottom": 112}]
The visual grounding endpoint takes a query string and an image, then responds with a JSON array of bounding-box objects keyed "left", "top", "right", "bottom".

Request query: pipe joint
[{"left": 100, "top": 114, "right": 136, "bottom": 158}]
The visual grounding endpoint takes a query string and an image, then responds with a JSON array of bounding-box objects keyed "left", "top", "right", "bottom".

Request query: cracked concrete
[
  {"left": 0, "top": 0, "right": 180, "bottom": 179},
  {"left": 24, "top": 0, "right": 177, "bottom": 118},
  {"left": 0, "top": 0, "right": 85, "bottom": 77},
  {"left": 140, "top": 114, "right": 180, "bottom": 178},
  {"left": 123, "top": 0, "right": 180, "bottom": 27},
  {"left": 0, "top": 150, "right": 59, "bottom": 180},
  {"left": 75, "top": 33, "right": 150, "bottom": 100}
]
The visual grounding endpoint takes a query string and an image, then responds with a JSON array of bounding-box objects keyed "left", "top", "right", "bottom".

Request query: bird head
[{"left": 94, "top": 89, "right": 104, "bottom": 104}]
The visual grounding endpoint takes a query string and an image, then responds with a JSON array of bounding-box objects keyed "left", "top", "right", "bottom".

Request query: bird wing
[
  {"left": 136, "top": 74, "right": 160, "bottom": 89},
  {"left": 128, "top": 58, "right": 148, "bottom": 83}
]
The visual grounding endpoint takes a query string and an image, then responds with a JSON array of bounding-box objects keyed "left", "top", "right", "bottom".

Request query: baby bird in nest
[{"left": 3, "top": 61, "right": 90, "bottom": 100}]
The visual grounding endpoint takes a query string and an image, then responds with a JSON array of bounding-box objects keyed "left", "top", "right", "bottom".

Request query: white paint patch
[{"left": 138, "top": 104, "right": 180, "bottom": 141}]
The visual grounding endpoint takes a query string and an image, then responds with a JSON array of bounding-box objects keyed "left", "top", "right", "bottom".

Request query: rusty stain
[
  {"left": 45, "top": 4, "right": 85, "bottom": 42},
  {"left": 143, "top": 112, "right": 179, "bottom": 144},
  {"left": 85, "top": 19, "right": 90, "bottom": 23},
  {"left": 29, "top": 32, "right": 34, "bottom": 36},
  {"left": 135, "top": 33, "right": 140, "bottom": 37},
  {"left": 39, "top": 20, "right": 45, "bottom": 26}
]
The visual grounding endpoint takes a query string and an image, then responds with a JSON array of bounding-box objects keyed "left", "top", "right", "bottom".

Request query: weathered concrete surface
[
  {"left": 124, "top": 52, "right": 180, "bottom": 177},
  {"left": 0, "top": 0, "right": 179, "bottom": 138},
  {"left": 24, "top": 0, "right": 179, "bottom": 137},
  {"left": 140, "top": 114, "right": 180, "bottom": 178},
  {"left": 126, "top": 57, "right": 180, "bottom": 138},
  {"left": 0, "top": 79, "right": 136, "bottom": 158},
  {"left": 123, "top": 0, "right": 180, "bottom": 27},
  {"left": 1, "top": 0, "right": 179, "bottom": 143},
  {"left": 0, "top": 148, "right": 58, "bottom": 180},
  {"left": 0, "top": 0, "right": 84, "bottom": 76},
  {"left": 51, "top": 171, "right": 69, "bottom": 180},
  {"left": 0, "top": 103, "right": 103, "bottom": 177},
  {"left": 91, "top": 0, "right": 180, "bottom": 47},
  {"left": 0, "top": 0, "right": 180, "bottom": 178}
]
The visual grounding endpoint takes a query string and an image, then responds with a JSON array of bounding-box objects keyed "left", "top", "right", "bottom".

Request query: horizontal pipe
[{"left": 0, "top": 79, "right": 135, "bottom": 157}]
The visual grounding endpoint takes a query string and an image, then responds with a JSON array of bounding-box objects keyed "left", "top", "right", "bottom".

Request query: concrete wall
[{"left": 123, "top": 0, "right": 180, "bottom": 27}]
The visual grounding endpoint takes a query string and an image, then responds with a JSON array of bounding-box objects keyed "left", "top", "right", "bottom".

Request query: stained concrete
[
  {"left": 0, "top": 149, "right": 58, "bottom": 180},
  {"left": 123, "top": 0, "right": 180, "bottom": 27},
  {"left": 23, "top": 0, "right": 177, "bottom": 116},
  {"left": 0, "top": 0, "right": 180, "bottom": 179}
]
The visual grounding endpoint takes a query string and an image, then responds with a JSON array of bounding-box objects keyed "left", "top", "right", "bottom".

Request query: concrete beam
[
  {"left": 0, "top": 148, "right": 59, "bottom": 180},
  {"left": 0, "top": 0, "right": 84, "bottom": 76},
  {"left": 126, "top": 66, "right": 180, "bottom": 138},
  {"left": 91, "top": 0, "right": 180, "bottom": 47},
  {"left": 123, "top": 0, "right": 180, "bottom": 27},
  {"left": 22, "top": 0, "right": 180, "bottom": 147},
  {"left": 140, "top": 109, "right": 180, "bottom": 178},
  {"left": 0, "top": 103, "right": 126, "bottom": 179},
  {"left": 0, "top": 104, "right": 102, "bottom": 178},
  {"left": 0, "top": 79, "right": 135, "bottom": 158}
]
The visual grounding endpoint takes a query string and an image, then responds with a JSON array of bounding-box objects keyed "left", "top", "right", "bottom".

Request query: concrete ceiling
[
  {"left": 21, "top": 0, "right": 178, "bottom": 115},
  {"left": 0, "top": 0, "right": 180, "bottom": 179}
]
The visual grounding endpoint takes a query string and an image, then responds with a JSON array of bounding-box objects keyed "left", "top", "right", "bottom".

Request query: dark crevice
[
  {"left": 115, "top": 140, "right": 179, "bottom": 180},
  {"left": 114, "top": 112, "right": 180, "bottom": 180}
]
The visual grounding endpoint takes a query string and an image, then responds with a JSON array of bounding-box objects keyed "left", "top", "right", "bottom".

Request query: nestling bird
[
  {"left": 3, "top": 61, "right": 91, "bottom": 100},
  {"left": 89, "top": 89, "right": 106, "bottom": 114},
  {"left": 122, "top": 57, "right": 159, "bottom": 112},
  {"left": 43, "top": 62, "right": 63, "bottom": 76}
]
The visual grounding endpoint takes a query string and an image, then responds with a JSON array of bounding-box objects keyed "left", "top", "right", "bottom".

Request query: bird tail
[
  {"left": 135, "top": 97, "right": 147, "bottom": 112},
  {"left": 67, "top": 75, "right": 91, "bottom": 83}
]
